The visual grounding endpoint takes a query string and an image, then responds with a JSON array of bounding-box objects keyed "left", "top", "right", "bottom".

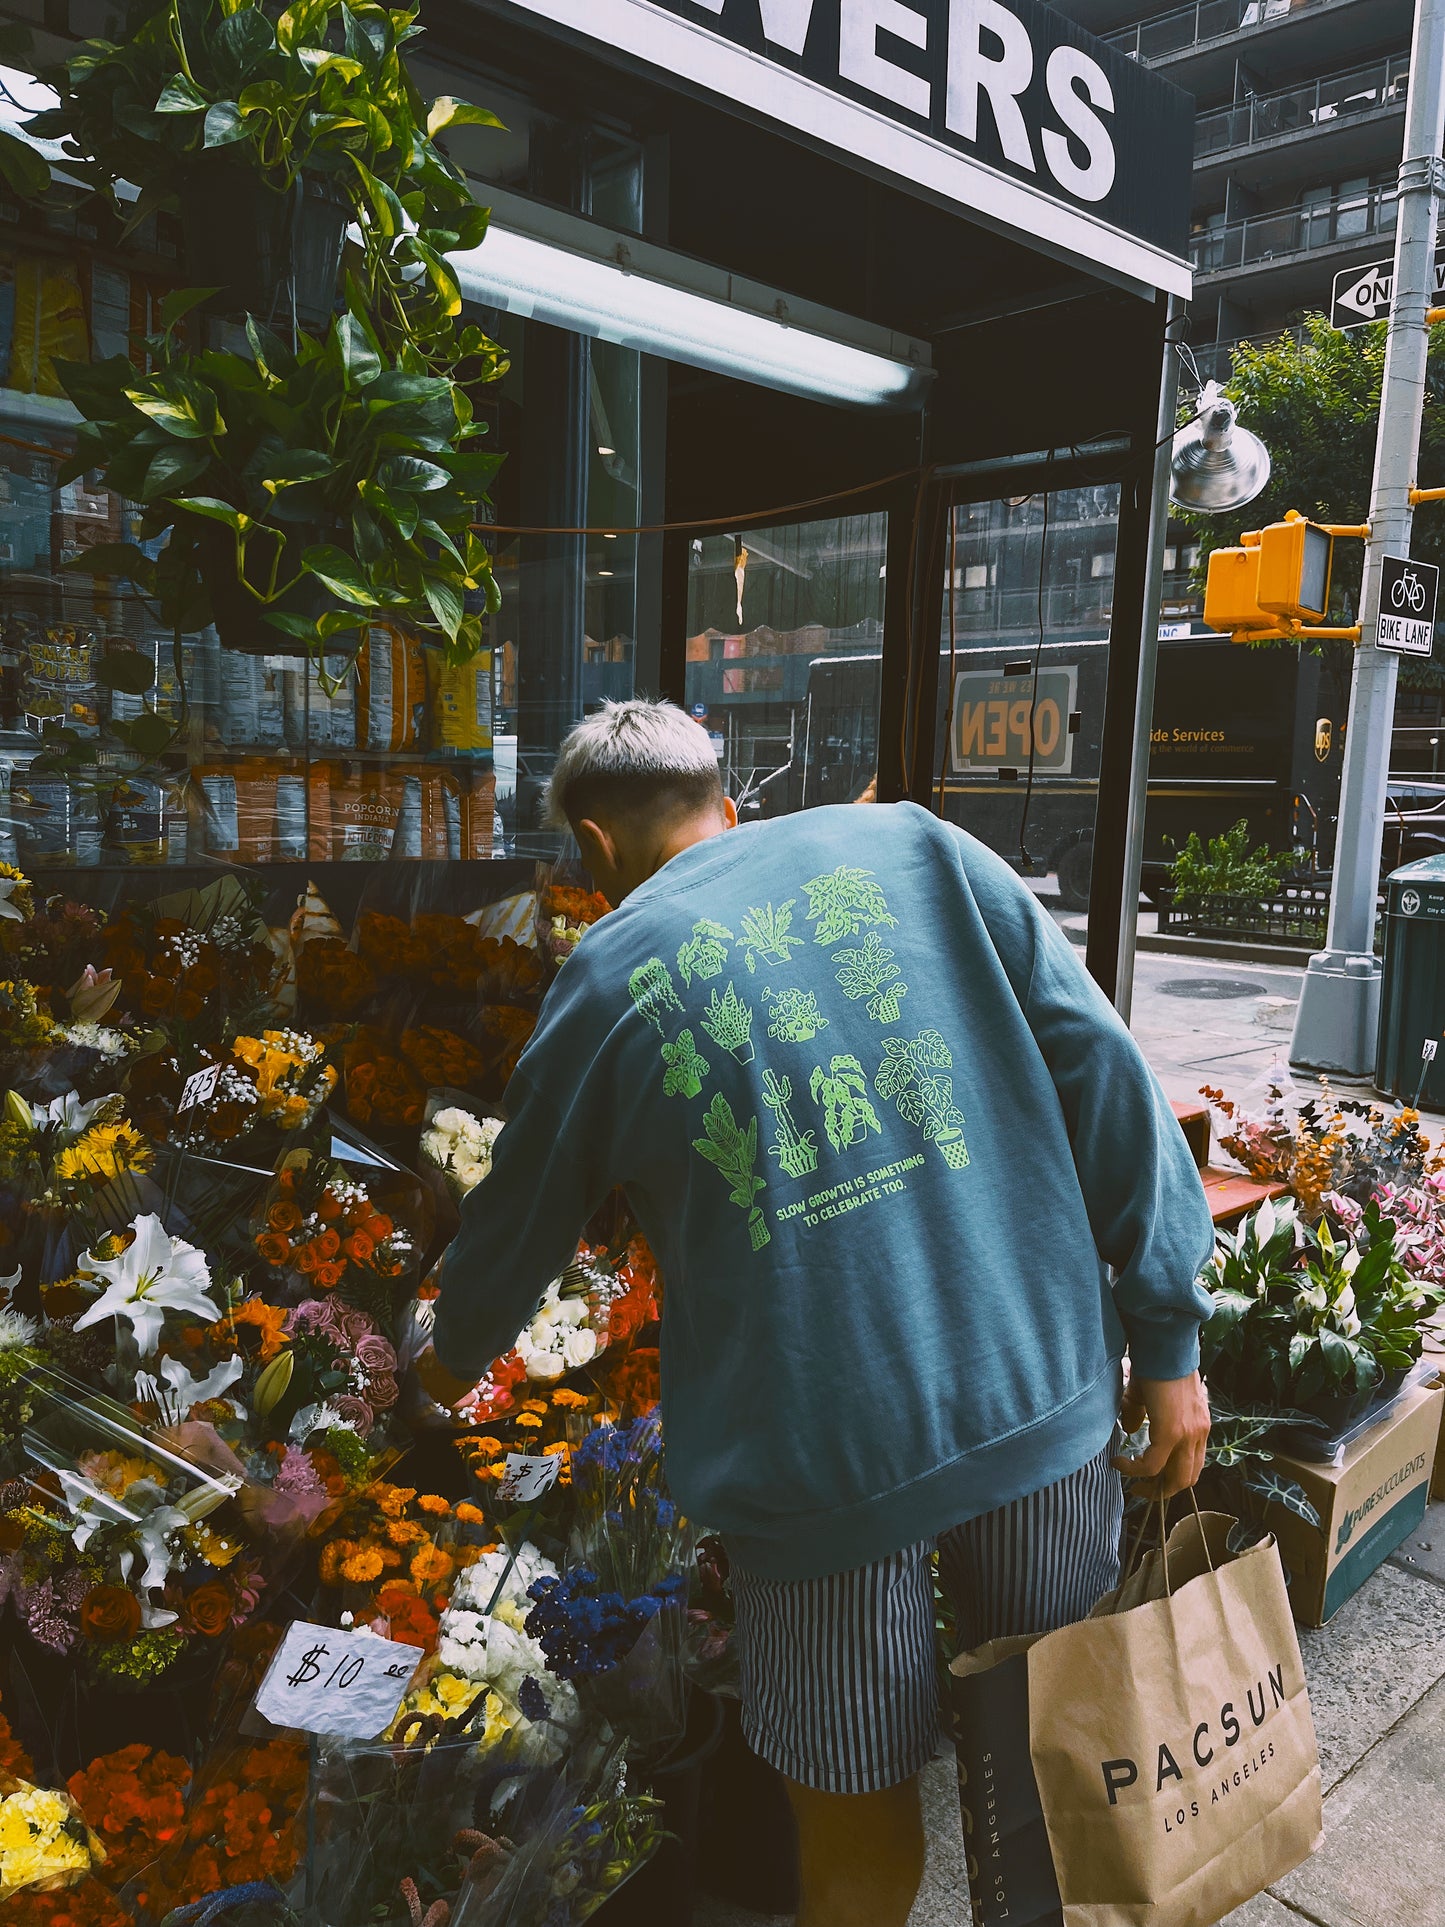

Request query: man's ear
[
  {"left": 574, "top": 816, "right": 618, "bottom": 882},
  {"left": 722, "top": 794, "right": 739, "bottom": 828}
]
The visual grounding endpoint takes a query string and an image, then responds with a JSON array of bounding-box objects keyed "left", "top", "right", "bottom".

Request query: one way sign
[{"left": 1332, "top": 251, "right": 1445, "bottom": 328}]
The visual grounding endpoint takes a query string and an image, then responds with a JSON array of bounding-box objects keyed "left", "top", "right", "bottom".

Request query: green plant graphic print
[
  {"left": 661, "top": 1028, "right": 709, "bottom": 1099},
  {"left": 763, "top": 984, "right": 829, "bottom": 1043},
  {"left": 874, "top": 1030, "right": 970, "bottom": 1168},
  {"left": 628, "top": 958, "right": 684, "bottom": 1038},
  {"left": 700, "top": 982, "right": 755, "bottom": 1063},
  {"left": 693, "top": 1092, "right": 770, "bottom": 1249},
  {"left": 832, "top": 932, "right": 908, "bottom": 1024},
  {"left": 738, "top": 900, "right": 804, "bottom": 973},
  {"left": 677, "top": 919, "right": 734, "bottom": 987},
  {"left": 761, "top": 1068, "right": 818, "bottom": 1179},
  {"left": 802, "top": 866, "right": 897, "bottom": 946},
  {"left": 809, "top": 1055, "right": 883, "bottom": 1153}
]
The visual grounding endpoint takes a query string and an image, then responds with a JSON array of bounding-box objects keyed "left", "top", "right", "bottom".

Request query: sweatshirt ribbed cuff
[{"left": 1122, "top": 1313, "right": 1201, "bottom": 1383}]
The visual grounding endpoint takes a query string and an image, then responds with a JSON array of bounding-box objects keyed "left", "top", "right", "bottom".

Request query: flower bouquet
[
  {"left": 419, "top": 1104, "right": 503, "bottom": 1206},
  {"left": 252, "top": 1155, "right": 416, "bottom": 1313}
]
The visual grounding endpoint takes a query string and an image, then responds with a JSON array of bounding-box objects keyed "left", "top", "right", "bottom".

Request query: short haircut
[{"left": 545, "top": 698, "right": 725, "bottom": 829}]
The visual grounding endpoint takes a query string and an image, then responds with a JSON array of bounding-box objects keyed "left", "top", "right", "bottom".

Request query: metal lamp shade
[{"left": 1169, "top": 382, "right": 1272, "bottom": 514}]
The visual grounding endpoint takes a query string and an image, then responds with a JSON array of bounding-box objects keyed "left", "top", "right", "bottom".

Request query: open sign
[{"left": 950, "top": 666, "right": 1078, "bottom": 775}]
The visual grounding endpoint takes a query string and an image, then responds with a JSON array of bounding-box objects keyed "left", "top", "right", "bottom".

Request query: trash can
[{"left": 1376, "top": 852, "right": 1445, "bottom": 1106}]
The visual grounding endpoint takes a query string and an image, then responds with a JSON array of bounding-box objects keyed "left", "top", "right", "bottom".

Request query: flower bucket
[
  {"left": 697, "top": 1695, "right": 800, "bottom": 1916},
  {"left": 591, "top": 1688, "right": 725, "bottom": 1927}
]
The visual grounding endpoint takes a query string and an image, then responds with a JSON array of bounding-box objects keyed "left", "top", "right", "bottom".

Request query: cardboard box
[{"left": 1269, "top": 1379, "right": 1444, "bottom": 1626}]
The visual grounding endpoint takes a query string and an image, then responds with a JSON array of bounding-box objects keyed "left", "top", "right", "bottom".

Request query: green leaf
[
  {"left": 141, "top": 443, "right": 210, "bottom": 500},
  {"left": 422, "top": 572, "right": 463, "bottom": 639},
  {"left": 0, "top": 129, "right": 51, "bottom": 201},
  {"left": 203, "top": 100, "right": 248, "bottom": 147},
  {"left": 426, "top": 97, "right": 506, "bottom": 137},
  {"left": 376, "top": 454, "right": 449, "bottom": 493},
  {"left": 95, "top": 650, "right": 157, "bottom": 695},
  {"left": 218, "top": 9, "right": 277, "bottom": 77},
  {"left": 172, "top": 496, "right": 250, "bottom": 531},
  {"left": 1318, "top": 1328, "right": 1354, "bottom": 1379},
  {"left": 124, "top": 373, "right": 224, "bottom": 440},
  {"left": 301, "top": 543, "right": 379, "bottom": 605},
  {"left": 359, "top": 479, "right": 417, "bottom": 540},
  {"left": 125, "top": 711, "right": 180, "bottom": 757},
  {"left": 244, "top": 317, "right": 296, "bottom": 383},
  {"left": 335, "top": 309, "right": 382, "bottom": 388},
  {"left": 347, "top": 157, "right": 406, "bottom": 238},
  {"left": 160, "top": 286, "right": 219, "bottom": 331},
  {"left": 1287, "top": 1331, "right": 1312, "bottom": 1373},
  {"left": 276, "top": 0, "right": 331, "bottom": 52},
  {"left": 60, "top": 542, "right": 156, "bottom": 588},
  {"left": 262, "top": 610, "right": 321, "bottom": 639},
  {"left": 261, "top": 448, "right": 333, "bottom": 493},
  {"left": 155, "top": 73, "right": 210, "bottom": 113},
  {"left": 351, "top": 503, "right": 388, "bottom": 566}
]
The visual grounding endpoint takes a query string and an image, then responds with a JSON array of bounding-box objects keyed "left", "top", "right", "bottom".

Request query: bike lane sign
[{"left": 1377, "top": 554, "right": 1440, "bottom": 657}]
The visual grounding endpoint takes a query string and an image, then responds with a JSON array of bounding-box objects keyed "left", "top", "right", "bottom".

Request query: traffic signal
[
  {"left": 1203, "top": 535, "right": 1273, "bottom": 637},
  {"left": 1256, "top": 512, "right": 1332, "bottom": 622},
  {"left": 1203, "top": 511, "right": 1336, "bottom": 638}
]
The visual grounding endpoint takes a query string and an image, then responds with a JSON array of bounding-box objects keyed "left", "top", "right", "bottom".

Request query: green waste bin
[{"left": 1376, "top": 852, "right": 1445, "bottom": 1106}]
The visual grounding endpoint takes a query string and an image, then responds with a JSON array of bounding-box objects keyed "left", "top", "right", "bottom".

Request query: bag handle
[{"left": 1121, "top": 1486, "right": 1217, "bottom": 1602}]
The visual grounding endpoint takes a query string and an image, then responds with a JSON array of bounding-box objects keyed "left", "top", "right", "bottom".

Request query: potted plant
[
  {"left": 1200, "top": 1195, "right": 1442, "bottom": 1431},
  {"left": 27, "top": 0, "right": 500, "bottom": 339}
]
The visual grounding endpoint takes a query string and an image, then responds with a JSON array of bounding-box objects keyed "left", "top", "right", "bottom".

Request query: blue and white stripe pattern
[{"left": 732, "top": 1441, "right": 1124, "bottom": 1793}]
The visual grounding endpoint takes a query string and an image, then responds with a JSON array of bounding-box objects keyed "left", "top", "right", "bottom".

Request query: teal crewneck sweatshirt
[{"left": 434, "top": 804, "right": 1214, "bottom": 1581}]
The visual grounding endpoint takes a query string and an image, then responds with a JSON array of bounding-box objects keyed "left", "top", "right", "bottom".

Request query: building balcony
[
  {"left": 1191, "top": 183, "right": 1398, "bottom": 308},
  {"left": 1186, "top": 324, "right": 1310, "bottom": 383},
  {"left": 1194, "top": 53, "right": 1407, "bottom": 192},
  {"left": 1106, "top": 0, "right": 1413, "bottom": 100}
]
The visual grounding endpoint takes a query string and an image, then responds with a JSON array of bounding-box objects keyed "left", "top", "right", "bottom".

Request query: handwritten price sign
[
  {"left": 497, "top": 1452, "right": 563, "bottom": 1504},
  {"left": 253, "top": 1620, "right": 422, "bottom": 1740}
]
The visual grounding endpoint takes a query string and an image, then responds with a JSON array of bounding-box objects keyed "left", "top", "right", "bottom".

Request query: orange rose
[
  {"left": 81, "top": 1584, "right": 142, "bottom": 1642},
  {"left": 268, "top": 1201, "right": 303, "bottom": 1233},
  {"left": 317, "top": 1193, "right": 342, "bottom": 1223},
  {"left": 185, "top": 1582, "right": 233, "bottom": 1637},
  {"left": 294, "top": 1245, "right": 319, "bottom": 1274},
  {"left": 256, "top": 1232, "right": 291, "bottom": 1266},
  {"left": 367, "top": 1215, "right": 393, "bottom": 1241},
  {"left": 314, "top": 1260, "right": 346, "bottom": 1290},
  {"left": 343, "top": 1231, "right": 374, "bottom": 1263},
  {"left": 316, "top": 1227, "right": 341, "bottom": 1260}
]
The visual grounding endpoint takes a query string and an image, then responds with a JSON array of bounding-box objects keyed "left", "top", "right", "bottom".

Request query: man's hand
[
  {"left": 411, "top": 1345, "right": 478, "bottom": 1414},
  {"left": 1113, "top": 1371, "right": 1211, "bottom": 1498}
]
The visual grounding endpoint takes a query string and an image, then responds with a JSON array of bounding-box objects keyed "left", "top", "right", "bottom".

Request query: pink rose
[
  {"left": 354, "top": 1333, "right": 396, "bottom": 1373},
  {"left": 364, "top": 1371, "right": 398, "bottom": 1412},
  {"left": 334, "top": 1395, "right": 375, "bottom": 1430}
]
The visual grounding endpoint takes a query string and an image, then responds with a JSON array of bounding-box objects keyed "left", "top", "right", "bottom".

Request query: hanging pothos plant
[{"left": 13, "top": 0, "right": 508, "bottom": 665}]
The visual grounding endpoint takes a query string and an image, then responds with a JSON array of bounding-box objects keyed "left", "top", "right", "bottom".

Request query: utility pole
[{"left": 1291, "top": 0, "right": 1445, "bottom": 1075}]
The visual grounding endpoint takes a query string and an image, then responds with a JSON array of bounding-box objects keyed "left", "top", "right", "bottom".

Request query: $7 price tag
[
  {"left": 496, "top": 1451, "right": 562, "bottom": 1504},
  {"left": 253, "top": 1620, "right": 422, "bottom": 1740}
]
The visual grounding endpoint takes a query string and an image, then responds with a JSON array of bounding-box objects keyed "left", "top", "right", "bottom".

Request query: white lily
[
  {"left": 0, "top": 1268, "right": 23, "bottom": 1313},
  {"left": 74, "top": 1215, "right": 219, "bottom": 1357},
  {"left": 30, "top": 1091, "right": 106, "bottom": 1137},
  {"left": 0, "top": 873, "right": 22, "bottom": 922},
  {"left": 117, "top": 1511, "right": 188, "bottom": 1628},
  {"left": 135, "top": 1352, "right": 244, "bottom": 1425}
]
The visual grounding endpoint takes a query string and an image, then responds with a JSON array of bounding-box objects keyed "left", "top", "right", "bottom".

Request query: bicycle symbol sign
[{"left": 1378, "top": 554, "right": 1440, "bottom": 657}]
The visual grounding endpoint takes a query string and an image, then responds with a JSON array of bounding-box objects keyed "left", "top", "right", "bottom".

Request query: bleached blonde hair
[{"left": 545, "top": 698, "right": 723, "bottom": 829}]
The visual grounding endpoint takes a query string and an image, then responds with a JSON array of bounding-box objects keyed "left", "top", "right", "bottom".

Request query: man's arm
[{"left": 430, "top": 1070, "right": 613, "bottom": 1386}]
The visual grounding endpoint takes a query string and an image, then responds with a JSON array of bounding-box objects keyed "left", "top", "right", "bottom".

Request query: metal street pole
[
  {"left": 1114, "top": 293, "right": 1184, "bottom": 1023},
  {"left": 1291, "top": 0, "right": 1445, "bottom": 1075}
]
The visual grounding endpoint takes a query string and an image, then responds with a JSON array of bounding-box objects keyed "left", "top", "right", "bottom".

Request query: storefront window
[
  {"left": 684, "top": 512, "right": 887, "bottom": 818},
  {"left": 938, "top": 488, "right": 1122, "bottom": 919}
]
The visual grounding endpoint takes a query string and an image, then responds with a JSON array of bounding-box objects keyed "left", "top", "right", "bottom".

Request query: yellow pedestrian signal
[
  {"left": 1203, "top": 538, "right": 1272, "bottom": 638},
  {"left": 1256, "top": 512, "right": 1332, "bottom": 622}
]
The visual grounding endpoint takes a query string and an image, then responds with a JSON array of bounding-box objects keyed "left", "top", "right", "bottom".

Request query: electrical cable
[{"left": 935, "top": 486, "right": 959, "bottom": 817}]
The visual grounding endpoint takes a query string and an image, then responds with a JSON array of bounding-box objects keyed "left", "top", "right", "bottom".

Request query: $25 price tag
[
  {"left": 496, "top": 1452, "right": 562, "bottom": 1504},
  {"left": 253, "top": 1620, "right": 422, "bottom": 1740},
  {"left": 177, "top": 1063, "right": 222, "bottom": 1112}
]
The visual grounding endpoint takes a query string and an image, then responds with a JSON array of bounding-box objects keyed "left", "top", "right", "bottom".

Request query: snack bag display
[
  {"left": 23, "top": 625, "right": 99, "bottom": 734},
  {"left": 426, "top": 645, "right": 493, "bottom": 752},
  {"left": 357, "top": 622, "right": 426, "bottom": 750},
  {"left": 103, "top": 771, "right": 190, "bottom": 863},
  {"left": 325, "top": 763, "right": 404, "bottom": 861},
  {"left": 285, "top": 653, "right": 357, "bottom": 749},
  {"left": 8, "top": 254, "right": 88, "bottom": 395},
  {"left": 218, "top": 650, "right": 286, "bottom": 747}
]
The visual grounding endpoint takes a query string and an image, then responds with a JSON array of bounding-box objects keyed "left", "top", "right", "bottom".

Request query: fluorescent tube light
[{"left": 450, "top": 222, "right": 932, "bottom": 412}]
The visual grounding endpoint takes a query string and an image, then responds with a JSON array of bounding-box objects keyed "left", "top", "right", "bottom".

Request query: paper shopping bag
[{"left": 948, "top": 1509, "right": 1323, "bottom": 1927}]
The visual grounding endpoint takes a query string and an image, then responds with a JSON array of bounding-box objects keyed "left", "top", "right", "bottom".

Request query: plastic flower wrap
[
  {"left": 171, "top": 1029, "right": 337, "bottom": 1152},
  {"left": 420, "top": 1105, "right": 503, "bottom": 1203},
  {"left": 523, "top": 1417, "right": 691, "bottom": 1768},
  {"left": 0, "top": 1775, "right": 104, "bottom": 1898},
  {"left": 9, "top": 1371, "right": 262, "bottom": 1683},
  {"left": 252, "top": 1156, "right": 415, "bottom": 1306}
]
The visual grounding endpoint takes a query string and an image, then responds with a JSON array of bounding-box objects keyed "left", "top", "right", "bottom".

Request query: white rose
[
  {"left": 526, "top": 1350, "right": 566, "bottom": 1382},
  {"left": 561, "top": 1328, "right": 598, "bottom": 1369},
  {"left": 453, "top": 1161, "right": 488, "bottom": 1192}
]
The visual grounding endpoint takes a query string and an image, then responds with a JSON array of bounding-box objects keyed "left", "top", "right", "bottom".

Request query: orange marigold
[
  {"left": 416, "top": 1493, "right": 451, "bottom": 1515},
  {"left": 340, "top": 1547, "right": 385, "bottom": 1583},
  {"left": 455, "top": 1503, "right": 487, "bottom": 1526},
  {"left": 318, "top": 1540, "right": 352, "bottom": 1587},
  {"left": 410, "top": 1545, "right": 452, "bottom": 1586},
  {"left": 468, "top": 1436, "right": 506, "bottom": 1459},
  {"left": 386, "top": 1519, "right": 428, "bottom": 1547},
  {"left": 551, "top": 1388, "right": 591, "bottom": 1411},
  {"left": 369, "top": 1483, "right": 417, "bottom": 1518},
  {"left": 513, "top": 1412, "right": 543, "bottom": 1430}
]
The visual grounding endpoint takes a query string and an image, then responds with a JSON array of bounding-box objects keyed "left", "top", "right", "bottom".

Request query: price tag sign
[
  {"left": 252, "top": 1620, "right": 422, "bottom": 1740},
  {"left": 497, "top": 1452, "right": 562, "bottom": 1504},
  {"left": 178, "top": 1062, "right": 222, "bottom": 1112}
]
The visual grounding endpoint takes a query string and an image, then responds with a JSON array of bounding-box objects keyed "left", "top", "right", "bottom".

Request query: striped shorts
[{"left": 730, "top": 1440, "right": 1124, "bottom": 1793}]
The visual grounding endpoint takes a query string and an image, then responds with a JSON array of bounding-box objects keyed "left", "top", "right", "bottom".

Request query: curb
[{"left": 1059, "top": 923, "right": 1312, "bottom": 969}]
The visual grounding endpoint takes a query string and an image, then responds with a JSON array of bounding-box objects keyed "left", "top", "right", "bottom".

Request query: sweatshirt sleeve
[
  {"left": 1018, "top": 906, "right": 1215, "bottom": 1378},
  {"left": 431, "top": 1069, "right": 615, "bottom": 1384}
]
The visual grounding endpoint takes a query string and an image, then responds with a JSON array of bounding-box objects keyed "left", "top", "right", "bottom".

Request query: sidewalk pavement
[{"left": 697, "top": 910, "right": 1445, "bottom": 1927}]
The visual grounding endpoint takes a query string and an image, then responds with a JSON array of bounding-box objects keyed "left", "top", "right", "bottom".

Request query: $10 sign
[{"left": 253, "top": 1620, "right": 423, "bottom": 1740}]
